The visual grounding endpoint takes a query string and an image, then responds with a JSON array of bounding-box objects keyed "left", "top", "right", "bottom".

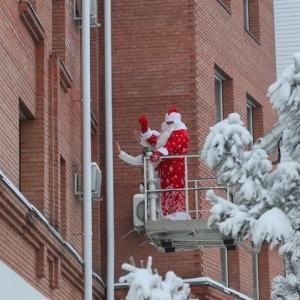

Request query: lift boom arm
[{"left": 254, "top": 121, "right": 287, "bottom": 155}]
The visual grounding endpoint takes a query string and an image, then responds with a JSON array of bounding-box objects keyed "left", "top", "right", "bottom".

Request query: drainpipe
[
  {"left": 82, "top": 0, "right": 93, "bottom": 299},
  {"left": 104, "top": 0, "right": 114, "bottom": 298}
]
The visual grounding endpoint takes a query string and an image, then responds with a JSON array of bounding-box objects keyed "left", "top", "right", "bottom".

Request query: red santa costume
[{"left": 138, "top": 107, "right": 190, "bottom": 220}]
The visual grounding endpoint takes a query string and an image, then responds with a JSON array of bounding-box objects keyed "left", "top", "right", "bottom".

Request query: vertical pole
[
  {"left": 104, "top": 0, "right": 115, "bottom": 297},
  {"left": 82, "top": 0, "right": 92, "bottom": 299},
  {"left": 184, "top": 156, "right": 189, "bottom": 218},
  {"left": 146, "top": 153, "right": 157, "bottom": 221},
  {"left": 195, "top": 180, "right": 199, "bottom": 219}
]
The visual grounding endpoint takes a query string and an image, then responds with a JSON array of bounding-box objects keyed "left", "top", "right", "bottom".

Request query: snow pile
[
  {"left": 202, "top": 53, "right": 300, "bottom": 299},
  {"left": 119, "top": 256, "right": 198, "bottom": 300}
]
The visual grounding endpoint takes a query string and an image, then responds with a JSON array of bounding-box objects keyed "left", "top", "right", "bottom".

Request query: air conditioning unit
[
  {"left": 133, "top": 194, "right": 146, "bottom": 230},
  {"left": 91, "top": 162, "right": 101, "bottom": 200},
  {"left": 75, "top": 162, "right": 102, "bottom": 201},
  {"left": 74, "top": 0, "right": 101, "bottom": 28}
]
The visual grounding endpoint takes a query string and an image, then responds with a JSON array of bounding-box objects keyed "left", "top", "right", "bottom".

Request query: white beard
[{"left": 155, "top": 122, "right": 178, "bottom": 150}]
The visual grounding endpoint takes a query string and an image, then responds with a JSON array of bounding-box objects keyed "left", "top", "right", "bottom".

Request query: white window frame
[
  {"left": 220, "top": 248, "right": 228, "bottom": 287},
  {"left": 253, "top": 253, "right": 260, "bottom": 299},
  {"left": 215, "top": 73, "right": 225, "bottom": 123},
  {"left": 248, "top": 100, "right": 260, "bottom": 299},
  {"left": 243, "top": 0, "right": 249, "bottom": 30},
  {"left": 247, "top": 103, "right": 254, "bottom": 149}
]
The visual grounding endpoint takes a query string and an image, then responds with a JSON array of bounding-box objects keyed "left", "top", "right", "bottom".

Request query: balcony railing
[{"left": 138, "top": 152, "right": 236, "bottom": 252}]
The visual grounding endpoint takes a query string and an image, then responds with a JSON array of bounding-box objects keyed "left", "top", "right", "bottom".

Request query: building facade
[
  {"left": 0, "top": 0, "right": 284, "bottom": 299},
  {"left": 273, "top": 0, "right": 300, "bottom": 75},
  {"left": 112, "top": 0, "right": 283, "bottom": 299},
  {"left": 0, "top": 0, "right": 104, "bottom": 299}
]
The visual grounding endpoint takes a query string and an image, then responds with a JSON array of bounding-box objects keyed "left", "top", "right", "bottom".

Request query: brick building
[
  {"left": 111, "top": 0, "right": 283, "bottom": 299},
  {"left": 0, "top": 0, "right": 104, "bottom": 299},
  {"left": 0, "top": 0, "right": 283, "bottom": 300}
]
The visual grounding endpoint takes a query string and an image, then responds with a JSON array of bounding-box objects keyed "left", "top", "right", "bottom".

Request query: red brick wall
[
  {"left": 0, "top": 0, "right": 283, "bottom": 299},
  {"left": 194, "top": 1, "right": 281, "bottom": 298},
  {"left": 110, "top": 0, "right": 283, "bottom": 299},
  {"left": 110, "top": 0, "right": 199, "bottom": 284},
  {"left": 0, "top": 1, "right": 36, "bottom": 186},
  {"left": 0, "top": 0, "right": 104, "bottom": 299}
]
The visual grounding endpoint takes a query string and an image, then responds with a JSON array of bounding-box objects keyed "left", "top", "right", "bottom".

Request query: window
[
  {"left": 247, "top": 103, "right": 254, "bottom": 149},
  {"left": 246, "top": 98, "right": 262, "bottom": 298},
  {"left": 60, "top": 157, "right": 67, "bottom": 238},
  {"left": 19, "top": 98, "right": 35, "bottom": 189},
  {"left": 243, "top": 0, "right": 260, "bottom": 41},
  {"left": 19, "top": 113, "right": 26, "bottom": 187},
  {"left": 214, "top": 67, "right": 234, "bottom": 123},
  {"left": 215, "top": 76, "right": 223, "bottom": 123},
  {"left": 246, "top": 94, "right": 263, "bottom": 146},
  {"left": 52, "top": 0, "right": 66, "bottom": 60},
  {"left": 220, "top": 248, "right": 229, "bottom": 287},
  {"left": 253, "top": 253, "right": 260, "bottom": 299},
  {"left": 243, "top": 0, "right": 250, "bottom": 30},
  {"left": 214, "top": 64, "right": 234, "bottom": 122}
]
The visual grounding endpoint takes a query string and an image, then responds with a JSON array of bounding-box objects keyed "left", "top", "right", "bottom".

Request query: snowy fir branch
[
  {"left": 120, "top": 53, "right": 300, "bottom": 300},
  {"left": 268, "top": 53, "right": 300, "bottom": 162},
  {"left": 202, "top": 113, "right": 292, "bottom": 248},
  {"left": 119, "top": 256, "right": 198, "bottom": 300},
  {"left": 202, "top": 53, "right": 300, "bottom": 300},
  {"left": 272, "top": 233, "right": 300, "bottom": 299}
]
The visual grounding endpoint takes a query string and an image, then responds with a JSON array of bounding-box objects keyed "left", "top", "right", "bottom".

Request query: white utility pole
[
  {"left": 104, "top": 0, "right": 115, "bottom": 297},
  {"left": 82, "top": 0, "right": 93, "bottom": 299}
]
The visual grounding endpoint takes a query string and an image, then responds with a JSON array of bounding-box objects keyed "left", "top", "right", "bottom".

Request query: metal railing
[{"left": 142, "top": 153, "right": 227, "bottom": 223}]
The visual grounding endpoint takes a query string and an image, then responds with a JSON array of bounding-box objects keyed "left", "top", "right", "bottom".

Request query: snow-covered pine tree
[
  {"left": 119, "top": 256, "right": 198, "bottom": 300},
  {"left": 202, "top": 53, "right": 300, "bottom": 300},
  {"left": 271, "top": 232, "right": 300, "bottom": 299}
]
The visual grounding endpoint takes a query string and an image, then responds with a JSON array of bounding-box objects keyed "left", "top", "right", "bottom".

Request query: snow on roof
[
  {"left": 115, "top": 276, "right": 253, "bottom": 300},
  {"left": 183, "top": 277, "right": 253, "bottom": 300}
]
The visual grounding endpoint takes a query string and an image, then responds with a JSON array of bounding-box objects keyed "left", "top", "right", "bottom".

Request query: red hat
[{"left": 165, "top": 107, "right": 181, "bottom": 123}]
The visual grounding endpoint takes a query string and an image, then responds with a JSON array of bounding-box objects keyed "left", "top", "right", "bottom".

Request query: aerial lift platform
[{"left": 132, "top": 153, "right": 238, "bottom": 252}]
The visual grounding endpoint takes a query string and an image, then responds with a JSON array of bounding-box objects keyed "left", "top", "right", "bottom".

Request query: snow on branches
[
  {"left": 272, "top": 232, "right": 300, "bottom": 299},
  {"left": 268, "top": 53, "right": 300, "bottom": 161},
  {"left": 119, "top": 256, "right": 197, "bottom": 300},
  {"left": 202, "top": 113, "right": 294, "bottom": 248},
  {"left": 202, "top": 54, "right": 300, "bottom": 249},
  {"left": 202, "top": 53, "right": 300, "bottom": 300}
]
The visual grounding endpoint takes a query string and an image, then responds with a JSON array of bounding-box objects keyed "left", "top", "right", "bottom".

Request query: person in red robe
[{"left": 138, "top": 107, "right": 190, "bottom": 220}]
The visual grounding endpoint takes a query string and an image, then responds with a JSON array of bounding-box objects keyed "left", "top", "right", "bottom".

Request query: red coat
[{"left": 147, "top": 126, "right": 189, "bottom": 218}]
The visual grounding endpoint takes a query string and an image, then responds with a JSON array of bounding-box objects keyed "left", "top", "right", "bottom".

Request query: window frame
[
  {"left": 253, "top": 253, "right": 260, "bottom": 299},
  {"left": 243, "top": 0, "right": 250, "bottom": 30},
  {"left": 215, "top": 73, "right": 225, "bottom": 123},
  {"left": 247, "top": 102, "right": 254, "bottom": 149},
  {"left": 220, "top": 248, "right": 229, "bottom": 287}
]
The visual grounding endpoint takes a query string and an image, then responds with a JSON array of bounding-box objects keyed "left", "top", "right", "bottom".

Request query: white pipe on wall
[
  {"left": 104, "top": 0, "right": 115, "bottom": 298},
  {"left": 82, "top": 0, "right": 93, "bottom": 299}
]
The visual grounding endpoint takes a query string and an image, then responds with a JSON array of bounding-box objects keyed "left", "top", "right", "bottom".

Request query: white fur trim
[
  {"left": 156, "top": 147, "right": 168, "bottom": 155},
  {"left": 139, "top": 139, "right": 151, "bottom": 148},
  {"left": 152, "top": 130, "right": 160, "bottom": 136},
  {"left": 141, "top": 128, "right": 153, "bottom": 139},
  {"left": 119, "top": 151, "right": 143, "bottom": 166},
  {"left": 174, "top": 122, "right": 187, "bottom": 130},
  {"left": 165, "top": 112, "right": 181, "bottom": 123},
  {"left": 163, "top": 212, "right": 191, "bottom": 220}
]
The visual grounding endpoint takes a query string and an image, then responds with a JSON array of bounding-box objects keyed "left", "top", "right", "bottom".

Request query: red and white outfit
[{"left": 139, "top": 108, "right": 190, "bottom": 220}]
